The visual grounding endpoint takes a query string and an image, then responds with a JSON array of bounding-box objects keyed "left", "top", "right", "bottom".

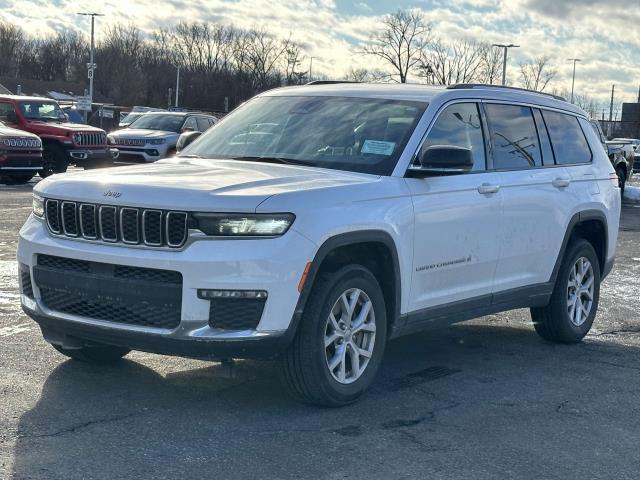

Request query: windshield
[
  {"left": 128, "top": 114, "right": 185, "bottom": 132},
  {"left": 121, "top": 112, "right": 143, "bottom": 125},
  {"left": 184, "top": 95, "right": 427, "bottom": 175},
  {"left": 18, "top": 101, "right": 65, "bottom": 121}
]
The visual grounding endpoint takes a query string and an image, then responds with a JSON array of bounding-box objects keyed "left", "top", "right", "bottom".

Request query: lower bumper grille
[
  {"left": 19, "top": 264, "right": 34, "bottom": 299},
  {"left": 34, "top": 254, "right": 183, "bottom": 329},
  {"left": 208, "top": 298, "right": 265, "bottom": 330}
]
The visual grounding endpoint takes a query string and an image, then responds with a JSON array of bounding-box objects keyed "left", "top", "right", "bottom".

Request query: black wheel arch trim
[
  {"left": 550, "top": 209, "right": 609, "bottom": 284},
  {"left": 284, "top": 230, "right": 403, "bottom": 346}
]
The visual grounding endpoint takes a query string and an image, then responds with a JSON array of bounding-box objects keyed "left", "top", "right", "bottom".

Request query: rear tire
[
  {"left": 279, "top": 264, "right": 387, "bottom": 406},
  {"left": 531, "top": 238, "right": 600, "bottom": 343},
  {"left": 52, "top": 343, "right": 130, "bottom": 363},
  {"left": 616, "top": 166, "right": 626, "bottom": 197},
  {"left": 40, "top": 144, "right": 68, "bottom": 178}
]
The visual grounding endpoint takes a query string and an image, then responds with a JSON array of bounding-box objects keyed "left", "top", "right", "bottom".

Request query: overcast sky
[{"left": 1, "top": 0, "right": 639, "bottom": 107}]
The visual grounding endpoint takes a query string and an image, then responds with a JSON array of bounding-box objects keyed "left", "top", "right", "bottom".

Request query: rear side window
[
  {"left": 542, "top": 111, "right": 592, "bottom": 165},
  {"left": 485, "top": 104, "right": 542, "bottom": 169},
  {"left": 196, "top": 117, "right": 211, "bottom": 132},
  {"left": 421, "top": 102, "right": 486, "bottom": 171}
]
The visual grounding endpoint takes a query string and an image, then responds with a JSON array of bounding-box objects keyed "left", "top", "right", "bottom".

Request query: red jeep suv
[{"left": 0, "top": 95, "right": 118, "bottom": 177}]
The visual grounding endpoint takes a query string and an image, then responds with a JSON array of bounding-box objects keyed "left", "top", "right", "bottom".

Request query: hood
[
  {"left": 34, "top": 158, "right": 380, "bottom": 212},
  {"left": 0, "top": 124, "right": 40, "bottom": 139},
  {"left": 110, "top": 129, "right": 178, "bottom": 139},
  {"left": 25, "top": 120, "right": 105, "bottom": 135}
]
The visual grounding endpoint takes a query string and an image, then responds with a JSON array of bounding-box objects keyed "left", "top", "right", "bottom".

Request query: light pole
[
  {"left": 309, "top": 57, "right": 314, "bottom": 82},
  {"left": 492, "top": 43, "right": 519, "bottom": 86},
  {"left": 567, "top": 58, "right": 581, "bottom": 104},
  {"left": 175, "top": 65, "right": 180, "bottom": 108},
  {"left": 77, "top": 12, "right": 104, "bottom": 122}
]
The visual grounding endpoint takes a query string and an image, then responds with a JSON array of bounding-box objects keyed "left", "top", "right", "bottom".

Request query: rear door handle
[
  {"left": 552, "top": 177, "right": 571, "bottom": 188},
  {"left": 477, "top": 183, "right": 500, "bottom": 195}
]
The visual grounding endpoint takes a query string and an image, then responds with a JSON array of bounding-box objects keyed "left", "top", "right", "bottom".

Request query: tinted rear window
[
  {"left": 542, "top": 111, "right": 592, "bottom": 165},
  {"left": 485, "top": 104, "right": 542, "bottom": 169}
]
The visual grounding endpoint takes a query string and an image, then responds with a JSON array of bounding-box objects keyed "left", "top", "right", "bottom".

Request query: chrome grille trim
[
  {"left": 166, "top": 212, "right": 188, "bottom": 248},
  {"left": 142, "top": 210, "right": 163, "bottom": 246},
  {"left": 120, "top": 208, "right": 140, "bottom": 244},
  {"left": 43, "top": 199, "right": 189, "bottom": 249},
  {"left": 60, "top": 201, "right": 78, "bottom": 237},
  {"left": 45, "top": 199, "right": 61, "bottom": 234},
  {"left": 99, "top": 206, "right": 118, "bottom": 242}
]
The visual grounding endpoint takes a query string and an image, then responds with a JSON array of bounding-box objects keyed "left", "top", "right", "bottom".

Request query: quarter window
[
  {"left": 542, "top": 111, "right": 592, "bottom": 165},
  {"left": 486, "top": 104, "right": 542, "bottom": 169},
  {"left": 182, "top": 117, "right": 198, "bottom": 131},
  {"left": 421, "top": 103, "right": 486, "bottom": 171}
]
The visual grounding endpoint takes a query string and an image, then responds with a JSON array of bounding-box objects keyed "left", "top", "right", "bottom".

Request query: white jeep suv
[{"left": 18, "top": 83, "right": 621, "bottom": 406}]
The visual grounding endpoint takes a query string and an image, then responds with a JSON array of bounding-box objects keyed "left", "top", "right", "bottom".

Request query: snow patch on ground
[{"left": 624, "top": 185, "right": 640, "bottom": 202}]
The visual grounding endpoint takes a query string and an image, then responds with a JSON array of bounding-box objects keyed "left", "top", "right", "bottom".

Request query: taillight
[{"left": 610, "top": 173, "right": 620, "bottom": 187}]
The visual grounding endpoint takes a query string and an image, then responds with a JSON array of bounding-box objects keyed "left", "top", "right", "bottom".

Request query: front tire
[
  {"left": 51, "top": 343, "right": 130, "bottom": 363},
  {"left": 40, "top": 144, "right": 68, "bottom": 178},
  {"left": 279, "top": 265, "right": 387, "bottom": 406},
  {"left": 531, "top": 238, "right": 600, "bottom": 343}
]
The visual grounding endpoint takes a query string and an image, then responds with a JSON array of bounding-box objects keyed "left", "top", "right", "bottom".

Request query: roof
[
  {"left": 263, "top": 82, "right": 587, "bottom": 117},
  {"left": 0, "top": 94, "right": 57, "bottom": 102},
  {"left": 141, "top": 111, "right": 215, "bottom": 118}
]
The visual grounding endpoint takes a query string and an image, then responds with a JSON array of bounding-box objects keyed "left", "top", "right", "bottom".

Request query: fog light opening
[{"left": 197, "top": 289, "right": 268, "bottom": 300}]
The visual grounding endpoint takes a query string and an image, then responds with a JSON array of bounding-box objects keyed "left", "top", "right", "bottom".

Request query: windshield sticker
[{"left": 361, "top": 140, "right": 396, "bottom": 156}]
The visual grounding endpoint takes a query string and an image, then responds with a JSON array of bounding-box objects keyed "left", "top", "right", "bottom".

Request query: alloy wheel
[
  {"left": 324, "top": 288, "right": 376, "bottom": 384},
  {"left": 567, "top": 256, "right": 595, "bottom": 327}
]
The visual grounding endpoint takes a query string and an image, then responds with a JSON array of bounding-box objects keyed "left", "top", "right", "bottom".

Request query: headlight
[
  {"left": 192, "top": 213, "right": 295, "bottom": 237},
  {"left": 32, "top": 195, "right": 44, "bottom": 218},
  {"left": 147, "top": 138, "right": 167, "bottom": 145}
]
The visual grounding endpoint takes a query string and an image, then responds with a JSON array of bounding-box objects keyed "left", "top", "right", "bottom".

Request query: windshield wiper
[
  {"left": 230, "top": 156, "right": 314, "bottom": 166},
  {"left": 179, "top": 154, "right": 203, "bottom": 159}
]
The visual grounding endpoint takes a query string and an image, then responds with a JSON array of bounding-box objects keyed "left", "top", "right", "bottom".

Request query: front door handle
[
  {"left": 552, "top": 176, "right": 571, "bottom": 188},
  {"left": 477, "top": 183, "right": 500, "bottom": 195}
]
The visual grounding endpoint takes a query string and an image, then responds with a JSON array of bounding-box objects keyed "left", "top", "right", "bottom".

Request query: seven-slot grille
[
  {"left": 73, "top": 132, "right": 107, "bottom": 146},
  {"left": 45, "top": 199, "right": 188, "bottom": 248}
]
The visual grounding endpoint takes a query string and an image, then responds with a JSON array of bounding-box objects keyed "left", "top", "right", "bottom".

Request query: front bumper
[
  {"left": 18, "top": 215, "right": 317, "bottom": 359},
  {"left": 0, "top": 152, "right": 43, "bottom": 174},
  {"left": 114, "top": 146, "right": 170, "bottom": 164},
  {"left": 67, "top": 148, "right": 119, "bottom": 165}
]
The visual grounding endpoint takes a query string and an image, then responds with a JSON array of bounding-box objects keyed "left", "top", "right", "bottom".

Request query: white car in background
[{"left": 108, "top": 112, "right": 217, "bottom": 163}]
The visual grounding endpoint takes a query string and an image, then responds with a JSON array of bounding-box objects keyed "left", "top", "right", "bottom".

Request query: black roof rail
[
  {"left": 305, "top": 80, "right": 361, "bottom": 85},
  {"left": 447, "top": 83, "right": 566, "bottom": 102}
]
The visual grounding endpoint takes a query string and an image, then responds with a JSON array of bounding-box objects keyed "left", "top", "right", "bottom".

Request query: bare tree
[
  {"left": 478, "top": 44, "right": 503, "bottom": 84},
  {"left": 0, "top": 21, "right": 26, "bottom": 77},
  {"left": 283, "top": 42, "right": 307, "bottom": 85},
  {"left": 345, "top": 67, "right": 388, "bottom": 82},
  {"left": 360, "top": 9, "right": 431, "bottom": 83},
  {"left": 236, "top": 28, "right": 289, "bottom": 90},
  {"left": 519, "top": 56, "right": 557, "bottom": 92},
  {"left": 418, "top": 39, "right": 486, "bottom": 85}
]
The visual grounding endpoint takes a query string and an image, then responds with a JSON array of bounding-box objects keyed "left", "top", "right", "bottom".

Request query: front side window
[
  {"left": 419, "top": 102, "right": 486, "bottom": 171},
  {"left": 184, "top": 95, "right": 428, "bottom": 175},
  {"left": 486, "top": 104, "right": 542, "bottom": 169},
  {"left": 196, "top": 117, "right": 212, "bottom": 132},
  {"left": 18, "top": 101, "right": 64, "bottom": 121},
  {"left": 0, "top": 102, "right": 16, "bottom": 122},
  {"left": 543, "top": 111, "right": 592, "bottom": 165}
]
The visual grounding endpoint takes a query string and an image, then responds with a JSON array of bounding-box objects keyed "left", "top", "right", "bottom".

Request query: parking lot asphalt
[{"left": 1, "top": 173, "right": 640, "bottom": 480}]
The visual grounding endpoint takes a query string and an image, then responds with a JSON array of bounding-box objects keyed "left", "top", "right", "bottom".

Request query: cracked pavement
[{"left": 1, "top": 175, "right": 640, "bottom": 479}]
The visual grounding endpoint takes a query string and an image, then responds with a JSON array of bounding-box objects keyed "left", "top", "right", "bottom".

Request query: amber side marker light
[{"left": 298, "top": 262, "right": 312, "bottom": 292}]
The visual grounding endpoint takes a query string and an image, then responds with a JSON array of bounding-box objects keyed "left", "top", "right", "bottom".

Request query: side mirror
[
  {"left": 408, "top": 145, "right": 474, "bottom": 177},
  {"left": 176, "top": 131, "right": 202, "bottom": 153},
  {"left": 6, "top": 111, "right": 17, "bottom": 124}
]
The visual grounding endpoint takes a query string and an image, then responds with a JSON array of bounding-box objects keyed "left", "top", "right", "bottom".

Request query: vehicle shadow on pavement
[{"left": 11, "top": 321, "right": 640, "bottom": 479}]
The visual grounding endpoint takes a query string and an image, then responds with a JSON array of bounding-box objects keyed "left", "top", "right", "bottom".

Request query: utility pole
[
  {"left": 175, "top": 66, "right": 180, "bottom": 108},
  {"left": 77, "top": 12, "right": 104, "bottom": 123},
  {"left": 309, "top": 57, "right": 314, "bottom": 82},
  {"left": 609, "top": 84, "right": 615, "bottom": 122},
  {"left": 492, "top": 43, "right": 519, "bottom": 86},
  {"left": 567, "top": 58, "right": 581, "bottom": 103}
]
